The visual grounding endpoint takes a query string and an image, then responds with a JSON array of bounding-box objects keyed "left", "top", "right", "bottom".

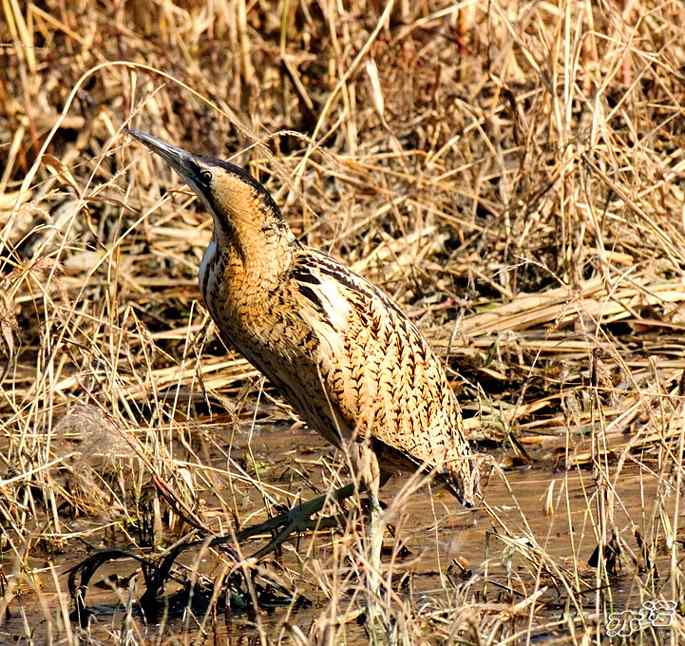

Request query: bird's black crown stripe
[{"left": 199, "top": 154, "right": 284, "bottom": 221}]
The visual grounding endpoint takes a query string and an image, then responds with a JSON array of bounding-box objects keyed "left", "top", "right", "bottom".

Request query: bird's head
[{"left": 126, "top": 128, "right": 292, "bottom": 262}]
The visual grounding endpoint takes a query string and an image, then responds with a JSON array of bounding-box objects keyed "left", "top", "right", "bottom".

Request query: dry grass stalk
[{"left": 1, "top": 0, "right": 684, "bottom": 643}]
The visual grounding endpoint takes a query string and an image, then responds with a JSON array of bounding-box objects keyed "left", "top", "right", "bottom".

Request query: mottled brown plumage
[{"left": 127, "top": 128, "right": 482, "bottom": 528}]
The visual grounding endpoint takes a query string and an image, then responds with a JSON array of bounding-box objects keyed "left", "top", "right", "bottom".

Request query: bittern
[{"left": 126, "top": 127, "right": 483, "bottom": 612}]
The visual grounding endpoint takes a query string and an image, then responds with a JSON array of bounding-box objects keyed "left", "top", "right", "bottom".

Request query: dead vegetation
[{"left": 1, "top": 0, "right": 685, "bottom": 643}]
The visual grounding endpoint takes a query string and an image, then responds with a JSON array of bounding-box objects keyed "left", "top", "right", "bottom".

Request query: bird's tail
[{"left": 437, "top": 453, "right": 493, "bottom": 508}]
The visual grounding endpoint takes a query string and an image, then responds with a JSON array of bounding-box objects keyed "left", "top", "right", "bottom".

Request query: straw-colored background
[{"left": 1, "top": 0, "right": 684, "bottom": 643}]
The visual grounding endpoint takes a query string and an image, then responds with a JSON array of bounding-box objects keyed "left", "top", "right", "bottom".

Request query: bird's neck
[
  {"left": 209, "top": 174, "right": 294, "bottom": 286},
  {"left": 207, "top": 224, "right": 294, "bottom": 298}
]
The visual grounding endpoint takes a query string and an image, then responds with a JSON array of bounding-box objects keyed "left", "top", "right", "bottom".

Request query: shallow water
[{"left": 2, "top": 426, "right": 681, "bottom": 643}]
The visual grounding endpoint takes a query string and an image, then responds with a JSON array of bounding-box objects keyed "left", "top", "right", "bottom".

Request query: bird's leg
[
  {"left": 236, "top": 482, "right": 357, "bottom": 559},
  {"left": 356, "top": 444, "right": 387, "bottom": 643}
]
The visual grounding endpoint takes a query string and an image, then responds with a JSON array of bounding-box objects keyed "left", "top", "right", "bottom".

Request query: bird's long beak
[{"left": 126, "top": 127, "right": 202, "bottom": 187}]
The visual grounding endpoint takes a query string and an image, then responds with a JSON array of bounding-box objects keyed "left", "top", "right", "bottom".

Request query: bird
[{"left": 125, "top": 127, "right": 484, "bottom": 592}]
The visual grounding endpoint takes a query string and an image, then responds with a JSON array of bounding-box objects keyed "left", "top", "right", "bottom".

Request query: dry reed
[{"left": 1, "top": 0, "right": 684, "bottom": 643}]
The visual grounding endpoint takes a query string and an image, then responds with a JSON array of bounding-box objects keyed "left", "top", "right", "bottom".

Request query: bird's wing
[{"left": 288, "top": 248, "right": 464, "bottom": 468}]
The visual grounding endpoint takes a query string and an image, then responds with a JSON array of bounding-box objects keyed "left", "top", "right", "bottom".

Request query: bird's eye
[{"left": 200, "top": 169, "right": 212, "bottom": 184}]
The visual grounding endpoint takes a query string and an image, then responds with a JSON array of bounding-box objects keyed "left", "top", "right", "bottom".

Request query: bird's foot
[{"left": 236, "top": 483, "right": 356, "bottom": 559}]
